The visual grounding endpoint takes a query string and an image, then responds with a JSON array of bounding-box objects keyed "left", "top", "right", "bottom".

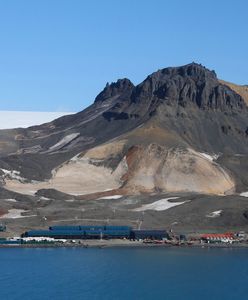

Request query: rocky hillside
[
  {"left": 1, "top": 63, "right": 248, "bottom": 196},
  {"left": 219, "top": 80, "right": 248, "bottom": 105}
]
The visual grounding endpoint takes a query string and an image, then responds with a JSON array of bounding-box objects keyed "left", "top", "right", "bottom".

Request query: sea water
[{"left": 0, "top": 247, "right": 248, "bottom": 300}]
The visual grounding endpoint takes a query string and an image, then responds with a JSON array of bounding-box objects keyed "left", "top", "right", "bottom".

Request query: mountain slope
[
  {"left": 1, "top": 63, "right": 248, "bottom": 197},
  {"left": 219, "top": 80, "right": 248, "bottom": 105}
]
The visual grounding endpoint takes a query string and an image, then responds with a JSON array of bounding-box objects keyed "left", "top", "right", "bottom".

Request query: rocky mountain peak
[
  {"left": 94, "top": 78, "right": 134, "bottom": 103},
  {"left": 130, "top": 63, "right": 245, "bottom": 111},
  {"left": 166, "top": 62, "right": 216, "bottom": 79},
  {"left": 93, "top": 63, "right": 246, "bottom": 114},
  {"left": 135, "top": 63, "right": 215, "bottom": 91}
]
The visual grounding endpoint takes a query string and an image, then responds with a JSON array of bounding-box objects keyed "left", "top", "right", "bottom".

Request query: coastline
[{"left": 1, "top": 239, "right": 248, "bottom": 249}]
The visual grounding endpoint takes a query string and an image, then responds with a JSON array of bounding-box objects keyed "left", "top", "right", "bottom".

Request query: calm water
[{"left": 0, "top": 247, "right": 248, "bottom": 300}]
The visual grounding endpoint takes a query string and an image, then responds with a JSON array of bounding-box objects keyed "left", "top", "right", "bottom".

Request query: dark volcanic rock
[
  {"left": 35, "top": 189, "right": 76, "bottom": 200},
  {"left": 97, "top": 63, "right": 247, "bottom": 130},
  {"left": 94, "top": 78, "right": 134, "bottom": 103},
  {"left": 96, "top": 63, "right": 248, "bottom": 154},
  {"left": 130, "top": 62, "right": 245, "bottom": 112}
]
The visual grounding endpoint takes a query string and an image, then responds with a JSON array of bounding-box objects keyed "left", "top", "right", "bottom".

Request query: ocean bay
[{"left": 0, "top": 247, "right": 248, "bottom": 299}]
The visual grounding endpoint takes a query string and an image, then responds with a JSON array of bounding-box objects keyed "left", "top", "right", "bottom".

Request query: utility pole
[{"left": 42, "top": 216, "right": 47, "bottom": 227}]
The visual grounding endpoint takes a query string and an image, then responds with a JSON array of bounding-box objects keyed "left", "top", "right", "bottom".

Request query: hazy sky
[{"left": 0, "top": 0, "right": 247, "bottom": 112}]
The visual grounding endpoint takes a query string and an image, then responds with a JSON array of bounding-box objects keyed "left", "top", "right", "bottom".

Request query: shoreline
[{"left": 1, "top": 239, "right": 248, "bottom": 249}]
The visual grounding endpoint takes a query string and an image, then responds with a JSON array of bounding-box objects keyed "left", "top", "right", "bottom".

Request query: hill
[{"left": 1, "top": 63, "right": 248, "bottom": 233}]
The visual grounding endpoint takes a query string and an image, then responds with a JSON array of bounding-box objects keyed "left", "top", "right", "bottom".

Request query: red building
[{"left": 201, "top": 232, "right": 234, "bottom": 243}]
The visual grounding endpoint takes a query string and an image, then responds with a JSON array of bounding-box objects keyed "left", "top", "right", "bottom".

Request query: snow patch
[
  {"left": 1, "top": 168, "right": 26, "bottom": 182},
  {"left": 22, "top": 237, "right": 66, "bottom": 243},
  {"left": 199, "top": 152, "right": 219, "bottom": 162},
  {"left": 133, "top": 197, "right": 189, "bottom": 211},
  {"left": 39, "top": 196, "right": 51, "bottom": 201},
  {"left": 98, "top": 195, "right": 123, "bottom": 200},
  {"left": 206, "top": 210, "right": 222, "bottom": 218},
  {"left": 70, "top": 153, "right": 81, "bottom": 162},
  {"left": 0, "top": 209, "right": 35, "bottom": 219},
  {"left": 49, "top": 133, "right": 80, "bottom": 151},
  {"left": 240, "top": 192, "right": 248, "bottom": 197},
  {"left": 3, "top": 199, "right": 17, "bottom": 202}
]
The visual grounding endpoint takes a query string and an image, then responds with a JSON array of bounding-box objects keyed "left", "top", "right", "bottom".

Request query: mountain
[{"left": 1, "top": 63, "right": 248, "bottom": 233}]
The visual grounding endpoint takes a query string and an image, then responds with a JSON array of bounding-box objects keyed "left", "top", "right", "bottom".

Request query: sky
[{"left": 0, "top": 0, "right": 247, "bottom": 112}]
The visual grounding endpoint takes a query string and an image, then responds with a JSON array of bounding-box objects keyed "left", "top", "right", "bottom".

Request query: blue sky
[{"left": 0, "top": 0, "right": 247, "bottom": 112}]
